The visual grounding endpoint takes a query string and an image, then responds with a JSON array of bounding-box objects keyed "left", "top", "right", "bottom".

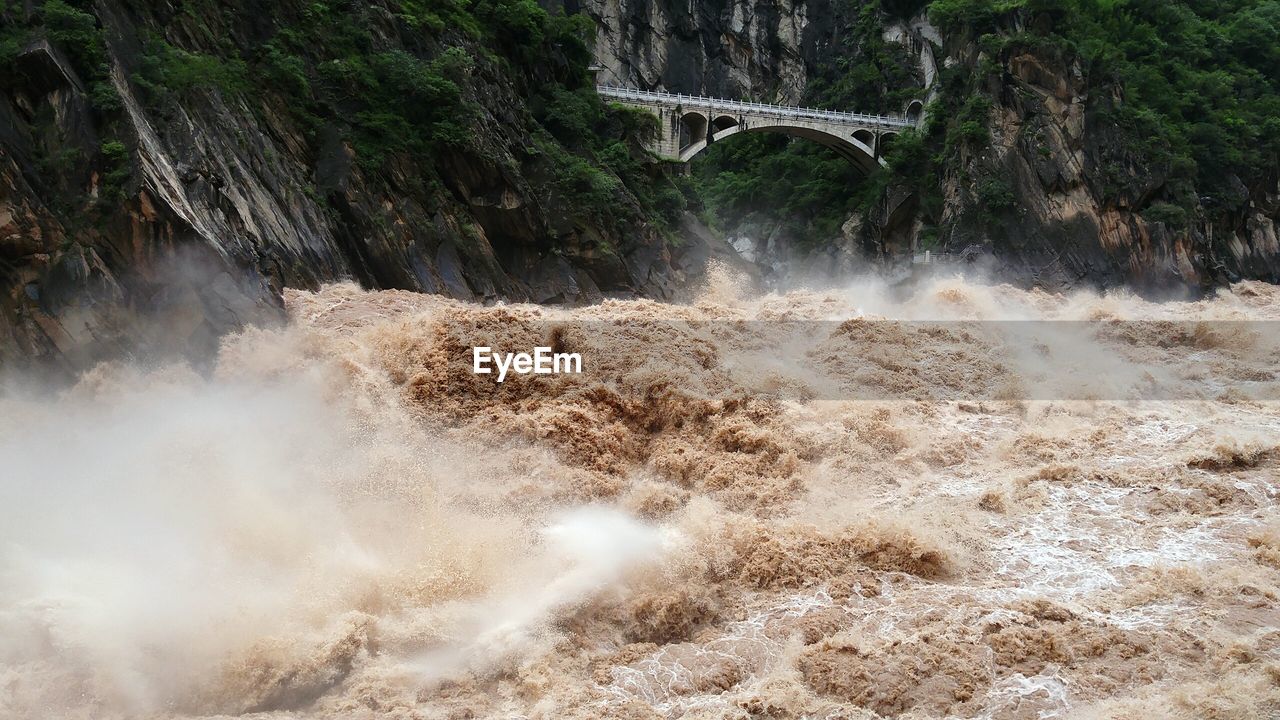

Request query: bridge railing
[{"left": 596, "top": 85, "right": 916, "bottom": 129}]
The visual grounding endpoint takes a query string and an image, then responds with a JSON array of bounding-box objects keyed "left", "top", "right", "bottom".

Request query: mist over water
[{"left": 2, "top": 270, "right": 1279, "bottom": 719}]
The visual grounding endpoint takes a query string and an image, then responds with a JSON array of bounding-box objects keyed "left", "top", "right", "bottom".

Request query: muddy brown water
[{"left": 2, "top": 271, "right": 1278, "bottom": 719}]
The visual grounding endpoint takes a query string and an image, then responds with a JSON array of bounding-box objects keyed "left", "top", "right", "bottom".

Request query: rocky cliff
[
  {"left": 3, "top": 0, "right": 1278, "bottom": 375},
  {"left": 922, "top": 15, "right": 1280, "bottom": 291},
  {"left": 1, "top": 0, "right": 741, "bottom": 375},
  {"left": 576, "top": 0, "right": 1280, "bottom": 293},
  {"left": 556, "top": 0, "right": 830, "bottom": 102}
]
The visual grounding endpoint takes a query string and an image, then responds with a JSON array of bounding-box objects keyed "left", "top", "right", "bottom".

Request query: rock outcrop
[
  {"left": 930, "top": 29, "right": 1280, "bottom": 291},
  {"left": 0, "top": 0, "right": 738, "bottom": 374},
  {"left": 576, "top": 2, "right": 1280, "bottom": 292},
  {"left": 558, "top": 0, "right": 834, "bottom": 102},
  {"left": 4, "top": 0, "right": 1278, "bottom": 375}
]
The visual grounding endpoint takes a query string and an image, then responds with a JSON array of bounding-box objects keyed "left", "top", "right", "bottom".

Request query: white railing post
[{"left": 597, "top": 84, "right": 910, "bottom": 129}]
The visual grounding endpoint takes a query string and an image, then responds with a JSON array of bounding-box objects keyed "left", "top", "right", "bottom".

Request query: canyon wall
[
  {"left": 562, "top": 0, "right": 832, "bottom": 102},
  {"left": 3, "top": 0, "right": 1278, "bottom": 374},
  {"left": 573, "top": 0, "right": 1280, "bottom": 292},
  {"left": 0, "top": 0, "right": 737, "bottom": 374}
]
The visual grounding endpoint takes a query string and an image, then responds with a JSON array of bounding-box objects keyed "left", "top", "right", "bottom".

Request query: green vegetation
[
  {"left": 134, "top": 35, "right": 248, "bottom": 106},
  {"left": 40, "top": 0, "right": 104, "bottom": 70},
  {"left": 0, "top": 0, "right": 120, "bottom": 113},
  {"left": 693, "top": 0, "right": 924, "bottom": 247},
  {"left": 927, "top": 0, "right": 1026, "bottom": 34},
  {"left": 806, "top": 0, "right": 924, "bottom": 115},
  {"left": 0, "top": 30, "right": 19, "bottom": 69},
  {"left": 2, "top": 0, "right": 684, "bottom": 241},
  {"left": 1142, "top": 201, "right": 1190, "bottom": 230},
  {"left": 1, "top": 0, "right": 127, "bottom": 210},
  {"left": 223, "top": 0, "right": 682, "bottom": 230},
  {"left": 344, "top": 48, "right": 472, "bottom": 166},
  {"left": 935, "top": 0, "right": 1279, "bottom": 225},
  {"left": 909, "top": 0, "right": 1277, "bottom": 224},
  {"left": 695, "top": 135, "right": 866, "bottom": 249},
  {"left": 8, "top": 0, "right": 1273, "bottom": 259},
  {"left": 696, "top": 0, "right": 1280, "bottom": 249},
  {"left": 976, "top": 176, "right": 1016, "bottom": 219},
  {"left": 1038, "top": 0, "right": 1280, "bottom": 216},
  {"left": 98, "top": 139, "right": 131, "bottom": 201},
  {"left": 533, "top": 84, "right": 692, "bottom": 234},
  {"left": 122, "top": 2, "right": 481, "bottom": 168}
]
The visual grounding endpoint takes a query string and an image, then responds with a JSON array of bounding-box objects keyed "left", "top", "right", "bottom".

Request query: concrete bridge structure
[{"left": 596, "top": 86, "right": 923, "bottom": 173}]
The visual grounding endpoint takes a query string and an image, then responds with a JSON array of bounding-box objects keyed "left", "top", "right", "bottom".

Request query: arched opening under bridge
[{"left": 674, "top": 109, "right": 887, "bottom": 175}]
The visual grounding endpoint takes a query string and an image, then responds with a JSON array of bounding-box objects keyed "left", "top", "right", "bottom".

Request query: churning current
[{"left": 2, "top": 269, "right": 1279, "bottom": 719}]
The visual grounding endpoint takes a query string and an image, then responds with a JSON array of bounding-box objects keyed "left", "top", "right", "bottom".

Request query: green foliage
[
  {"left": 928, "top": 0, "right": 1026, "bottom": 34},
  {"left": 0, "top": 0, "right": 724, "bottom": 247},
  {"left": 533, "top": 134, "right": 620, "bottom": 212},
  {"left": 230, "top": 0, "right": 612, "bottom": 198},
  {"left": 98, "top": 139, "right": 130, "bottom": 201},
  {"left": 805, "top": 0, "right": 923, "bottom": 115},
  {"left": 938, "top": 93, "right": 994, "bottom": 163},
  {"left": 134, "top": 36, "right": 247, "bottom": 106},
  {"left": 244, "top": 0, "right": 667, "bottom": 230},
  {"left": 934, "top": 0, "right": 1280, "bottom": 220},
  {"left": 260, "top": 42, "right": 310, "bottom": 98},
  {"left": 527, "top": 89, "right": 690, "bottom": 233},
  {"left": 1, "top": 1, "right": 133, "bottom": 206},
  {"left": 99, "top": 139, "right": 126, "bottom": 161},
  {"left": 1142, "top": 201, "right": 1189, "bottom": 229},
  {"left": 40, "top": 0, "right": 104, "bottom": 71},
  {"left": 33, "top": 145, "right": 83, "bottom": 187},
  {"left": 0, "top": 21, "right": 26, "bottom": 71},
  {"left": 346, "top": 48, "right": 471, "bottom": 166},
  {"left": 396, "top": 0, "right": 481, "bottom": 36},
  {"left": 976, "top": 177, "right": 1016, "bottom": 216},
  {"left": 691, "top": 0, "right": 928, "bottom": 247},
  {"left": 88, "top": 81, "right": 121, "bottom": 113},
  {"left": 695, "top": 134, "right": 866, "bottom": 249},
  {"left": 470, "top": 0, "right": 594, "bottom": 71},
  {"left": 608, "top": 103, "right": 660, "bottom": 143},
  {"left": 1055, "top": 0, "right": 1277, "bottom": 203},
  {"left": 474, "top": 0, "right": 547, "bottom": 57},
  {"left": 0, "top": 0, "right": 29, "bottom": 71},
  {"left": 1, "top": 1, "right": 110, "bottom": 91},
  {"left": 539, "top": 86, "right": 603, "bottom": 144},
  {"left": 882, "top": 0, "right": 932, "bottom": 19}
]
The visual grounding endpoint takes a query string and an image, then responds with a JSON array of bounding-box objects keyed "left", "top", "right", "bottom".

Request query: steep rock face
[
  {"left": 0, "top": 0, "right": 733, "bottom": 374},
  {"left": 573, "top": 1, "right": 1279, "bottom": 291},
  {"left": 5, "top": 1, "right": 1276, "bottom": 376},
  {"left": 1, "top": 37, "right": 283, "bottom": 376},
  {"left": 929, "top": 33, "right": 1280, "bottom": 291},
  {"left": 558, "top": 0, "right": 834, "bottom": 102},
  {"left": 833, "top": 12, "right": 1279, "bottom": 291}
]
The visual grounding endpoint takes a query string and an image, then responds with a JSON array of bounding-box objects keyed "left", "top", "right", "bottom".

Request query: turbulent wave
[{"left": 2, "top": 270, "right": 1279, "bottom": 719}]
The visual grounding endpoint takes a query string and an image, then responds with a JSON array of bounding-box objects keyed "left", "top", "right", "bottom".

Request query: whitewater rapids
[{"left": 2, "top": 270, "right": 1278, "bottom": 719}]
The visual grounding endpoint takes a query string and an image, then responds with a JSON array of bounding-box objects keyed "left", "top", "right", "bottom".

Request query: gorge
[
  {"left": 2, "top": 0, "right": 1278, "bottom": 372},
  {"left": 3, "top": 3, "right": 1280, "bottom": 719}
]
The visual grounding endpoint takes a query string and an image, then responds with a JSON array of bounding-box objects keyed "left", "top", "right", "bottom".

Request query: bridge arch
[
  {"left": 879, "top": 130, "right": 901, "bottom": 157},
  {"left": 679, "top": 123, "right": 882, "bottom": 174},
  {"left": 679, "top": 111, "right": 708, "bottom": 148},
  {"left": 712, "top": 114, "right": 739, "bottom": 132}
]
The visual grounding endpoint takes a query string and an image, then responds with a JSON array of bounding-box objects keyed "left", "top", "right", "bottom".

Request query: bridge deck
[{"left": 597, "top": 85, "right": 915, "bottom": 130}]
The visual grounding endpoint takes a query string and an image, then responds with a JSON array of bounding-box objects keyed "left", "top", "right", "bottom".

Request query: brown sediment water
[{"left": 2, "top": 269, "right": 1279, "bottom": 719}]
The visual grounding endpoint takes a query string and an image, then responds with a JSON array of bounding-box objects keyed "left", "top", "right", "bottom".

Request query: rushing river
[{"left": 3, "top": 269, "right": 1279, "bottom": 719}]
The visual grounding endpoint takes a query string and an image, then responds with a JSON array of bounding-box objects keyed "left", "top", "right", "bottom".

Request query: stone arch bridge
[{"left": 597, "top": 86, "right": 922, "bottom": 173}]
